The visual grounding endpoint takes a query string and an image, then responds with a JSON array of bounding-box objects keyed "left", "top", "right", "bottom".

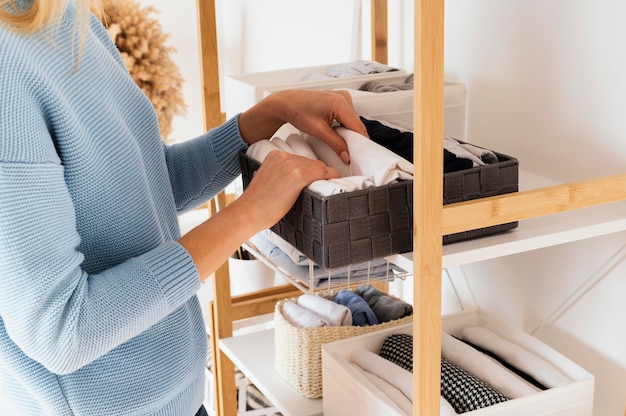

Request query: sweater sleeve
[
  {"left": 0, "top": 161, "right": 201, "bottom": 375},
  {"left": 164, "top": 115, "right": 249, "bottom": 212}
]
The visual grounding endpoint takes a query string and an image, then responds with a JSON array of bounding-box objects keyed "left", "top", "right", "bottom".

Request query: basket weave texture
[
  {"left": 273, "top": 291, "right": 413, "bottom": 399},
  {"left": 240, "top": 146, "right": 518, "bottom": 269}
]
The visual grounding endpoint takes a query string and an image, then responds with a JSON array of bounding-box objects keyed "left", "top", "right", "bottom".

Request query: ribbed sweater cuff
[
  {"left": 140, "top": 241, "right": 200, "bottom": 312},
  {"left": 211, "top": 114, "right": 248, "bottom": 175}
]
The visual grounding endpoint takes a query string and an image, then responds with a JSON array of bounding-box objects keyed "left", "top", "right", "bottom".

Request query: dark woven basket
[{"left": 240, "top": 146, "right": 518, "bottom": 269}]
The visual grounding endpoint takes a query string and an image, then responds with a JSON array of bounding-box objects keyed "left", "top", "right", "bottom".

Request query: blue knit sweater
[{"left": 0, "top": 4, "right": 247, "bottom": 415}]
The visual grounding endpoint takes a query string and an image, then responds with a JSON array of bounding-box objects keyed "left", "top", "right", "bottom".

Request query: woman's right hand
[{"left": 235, "top": 150, "right": 339, "bottom": 230}]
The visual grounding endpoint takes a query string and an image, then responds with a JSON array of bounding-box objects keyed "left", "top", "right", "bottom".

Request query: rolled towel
[
  {"left": 354, "top": 284, "right": 413, "bottom": 323},
  {"left": 462, "top": 326, "right": 571, "bottom": 388},
  {"left": 333, "top": 289, "right": 379, "bottom": 326},
  {"left": 352, "top": 346, "right": 413, "bottom": 401},
  {"left": 297, "top": 294, "right": 352, "bottom": 326},
  {"left": 281, "top": 300, "right": 329, "bottom": 328},
  {"left": 441, "top": 331, "right": 540, "bottom": 399}
]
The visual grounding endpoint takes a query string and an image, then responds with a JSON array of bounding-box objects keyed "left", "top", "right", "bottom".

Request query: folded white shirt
[
  {"left": 297, "top": 294, "right": 352, "bottom": 326},
  {"left": 281, "top": 300, "right": 329, "bottom": 328},
  {"left": 441, "top": 331, "right": 540, "bottom": 399},
  {"left": 462, "top": 326, "right": 571, "bottom": 388}
]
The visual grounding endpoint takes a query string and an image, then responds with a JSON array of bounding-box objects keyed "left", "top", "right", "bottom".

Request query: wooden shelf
[{"left": 388, "top": 169, "right": 626, "bottom": 271}]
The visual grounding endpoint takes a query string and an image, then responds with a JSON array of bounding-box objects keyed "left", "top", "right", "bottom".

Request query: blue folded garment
[{"left": 333, "top": 289, "right": 379, "bottom": 326}]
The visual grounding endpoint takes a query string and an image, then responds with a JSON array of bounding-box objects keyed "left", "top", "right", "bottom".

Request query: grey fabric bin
[{"left": 240, "top": 148, "right": 518, "bottom": 269}]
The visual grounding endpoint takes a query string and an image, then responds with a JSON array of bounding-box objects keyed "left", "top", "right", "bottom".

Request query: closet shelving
[{"left": 196, "top": 1, "right": 626, "bottom": 415}]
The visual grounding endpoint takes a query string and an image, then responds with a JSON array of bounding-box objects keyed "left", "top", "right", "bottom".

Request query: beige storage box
[{"left": 321, "top": 310, "right": 594, "bottom": 416}]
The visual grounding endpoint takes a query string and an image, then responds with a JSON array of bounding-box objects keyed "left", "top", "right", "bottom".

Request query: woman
[{"left": 0, "top": 0, "right": 367, "bottom": 414}]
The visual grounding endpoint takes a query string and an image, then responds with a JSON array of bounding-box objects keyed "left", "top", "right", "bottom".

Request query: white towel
[
  {"left": 462, "top": 326, "right": 571, "bottom": 388},
  {"left": 441, "top": 331, "right": 540, "bottom": 399},
  {"left": 297, "top": 294, "right": 352, "bottom": 326},
  {"left": 281, "top": 300, "right": 329, "bottom": 328},
  {"left": 352, "top": 346, "right": 413, "bottom": 401}
]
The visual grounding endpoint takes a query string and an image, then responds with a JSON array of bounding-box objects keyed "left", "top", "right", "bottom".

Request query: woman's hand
[
  {"left": 238, "top": 89, "right": 367, "bottom": 164},
  {"left": 235, "top": 150, "right": 339, "bottom": 229},
  {"left": 178, "top": 150, "right": 339, "bottom": 281}
]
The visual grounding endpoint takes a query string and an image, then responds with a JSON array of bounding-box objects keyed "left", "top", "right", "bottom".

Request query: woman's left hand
[{"left": 238, "top": 89, "right": 367, "bottom": 164}]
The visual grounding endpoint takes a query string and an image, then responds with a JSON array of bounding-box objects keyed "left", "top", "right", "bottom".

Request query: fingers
[
  {"left": 241, "top": 151, "right": 339, "bottom": 228},
  {"left": 334, "top": 90, "right": 368, "bottom": 137}
]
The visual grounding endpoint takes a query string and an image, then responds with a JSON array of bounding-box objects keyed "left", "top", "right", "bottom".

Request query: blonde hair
[{"left": 0, "top": 0, "right": 104, "bottom": 68}]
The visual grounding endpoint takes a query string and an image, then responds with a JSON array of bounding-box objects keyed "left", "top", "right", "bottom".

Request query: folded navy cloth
[
  {"left": 360, "top": 116, "right": 474, "bottom": 173},
  {"left": 333, "top": 289, "right": 379, "bottom": 326},
  {"left": 354, "top": 284, "right": 413, "bottom": 323}
]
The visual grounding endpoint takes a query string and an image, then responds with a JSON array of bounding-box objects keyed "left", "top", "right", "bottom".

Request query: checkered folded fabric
[
  {"left": 379, "top": 333, "right": 509, "bottom": 413},
  {"left": 441, "top": 357, "right": 509, "bottom": 413}
]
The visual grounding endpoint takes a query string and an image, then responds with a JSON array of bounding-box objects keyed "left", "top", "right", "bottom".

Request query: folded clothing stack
[
  {"left": 248, "top": 230, "right": 406, "bottom": 288},
  {"left": 280, "top": 285, "right": 413, "bottom": 328}
]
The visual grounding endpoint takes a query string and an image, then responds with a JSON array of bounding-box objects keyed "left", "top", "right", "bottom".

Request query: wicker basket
[
  {"left": 240, "top": 147, "right": 518, "bottom": 269},
  {"left": 274, "top": 290, "right": 413, "bottom": 398}
]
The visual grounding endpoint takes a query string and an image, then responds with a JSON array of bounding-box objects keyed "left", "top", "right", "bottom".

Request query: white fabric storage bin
[
  {"left": 350, "top": 80, "right": 467, "bottom": 140},
  {"left": 224, "top": 63, "right": 407, "bottom": 119},
  {"left": 321, "top": 309, "right": 594, "bottom": 416},
  {"left": 264, "top": 78, "right": 467, "bottom": 140}
]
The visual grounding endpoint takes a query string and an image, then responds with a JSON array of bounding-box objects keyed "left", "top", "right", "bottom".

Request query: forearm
[{"left": 178, "top": 196, "right": 263, "bottom": 282}]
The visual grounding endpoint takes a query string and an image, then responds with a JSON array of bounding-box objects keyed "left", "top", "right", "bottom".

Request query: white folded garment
[
  {"left": 306, "top": 127, "right": 414, "bottom": 186},
  {"left": 441, "top": 331, "right": 540, "bottom": 399},
  {"left": 308, "top": 175, "right": 375, "bottom": 195},
  {"left": 444, "top": 137, "right": 499, "bottom": 166},
  {"left": 462, "top": 326, "right": 571, "bottom": 388},
  {"left": 285, "top": 133, "right": 318, "bottom": 160},
  {"left": 351, "top": 364, "right": 412, "bottom": 415},
  {"left": 352, "top": 346, "right": 413, "bottom": 401},
  {"left": 281, "top": 300, "right": 329, "bottom": 328},
  {"left": 246, "top": 139, "right": 282, "bottom": 164},
  {"left": 271, "top": 137, "right": 296, "bottom": 154},
  {"left": 297, "top": 294, "right": 352, "bottom": 326},
  {"left": 440, "top": 395, "right": 459, "bottom": 416}
]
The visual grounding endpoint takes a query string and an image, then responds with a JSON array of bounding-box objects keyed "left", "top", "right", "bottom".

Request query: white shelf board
[
  {"left": 219, "top": 328, "right": 323, "bottom": 416},
  {"left": 387, "top": 169, "right": 626, "bottom": 270}
]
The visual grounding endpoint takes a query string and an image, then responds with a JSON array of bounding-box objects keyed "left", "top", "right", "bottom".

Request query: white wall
[{"left": 140, "top": 1, "right": 625, "bottom": 414}]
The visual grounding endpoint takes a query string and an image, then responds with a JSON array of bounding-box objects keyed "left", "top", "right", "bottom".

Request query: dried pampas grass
[{"left": 101, "top": 0, "right": 186, "bottom": 142}]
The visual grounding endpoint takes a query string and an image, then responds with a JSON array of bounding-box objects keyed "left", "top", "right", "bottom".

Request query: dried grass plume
[{"left": 100, "top": 0, "right": 186, "bottom": 142}]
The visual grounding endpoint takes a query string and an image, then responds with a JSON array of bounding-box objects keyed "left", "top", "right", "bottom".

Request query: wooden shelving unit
[{"left": 195, "top": 1, "right": 626, "bottom": 415}]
